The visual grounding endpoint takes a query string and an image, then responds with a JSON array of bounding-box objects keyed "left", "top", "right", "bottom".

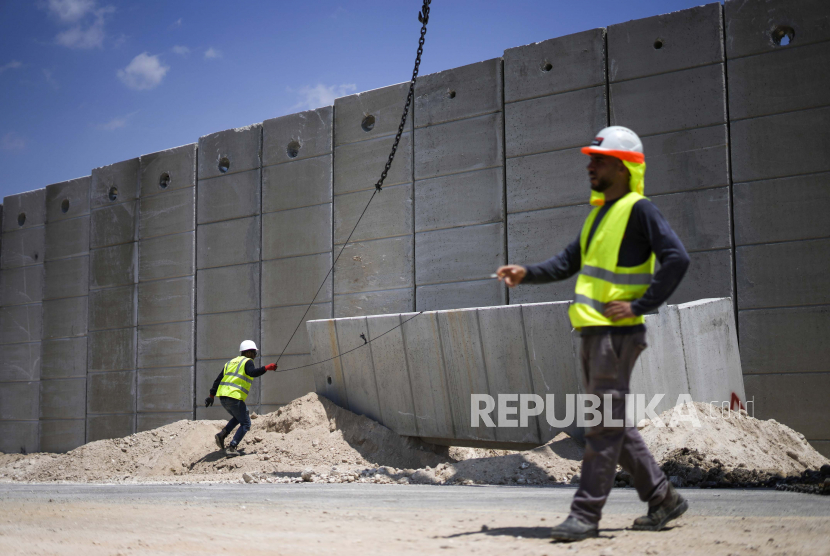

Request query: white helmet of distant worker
[{"left": 239, "top": 340, "right": 258, "bottom": 353}]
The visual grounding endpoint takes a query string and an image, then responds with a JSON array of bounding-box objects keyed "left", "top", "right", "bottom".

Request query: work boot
[
  {"left": 632, "top": 484, "right": 688, "bottom": 531},
  {"left": 225, "top": 443, "right": 240, "bottom": 457},
  {"left": 215, "top": 431, "right": 228, "bottom": 450},
  {"left": 549, "top": 516, "right": 598, "bottom": 542}
]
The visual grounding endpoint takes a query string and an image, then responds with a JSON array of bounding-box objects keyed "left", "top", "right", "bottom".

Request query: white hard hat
[
  {"left": 239, "top": 340, "right": 258, "bottom": 353},
  {"left": 581, "top": 126, "right": 644, "bottom": 163}
]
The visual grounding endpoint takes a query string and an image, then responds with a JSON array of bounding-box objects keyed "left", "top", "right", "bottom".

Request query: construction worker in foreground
[
  {"left": 204, "top": 340, "right": 277, "bottom": 457},
  {"left": 497, "top": 126, "right": 691, "bottom": 542}
]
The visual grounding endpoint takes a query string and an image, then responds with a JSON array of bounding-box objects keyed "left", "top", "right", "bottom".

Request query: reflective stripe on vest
[
  {"left": 215, "top": 356, "right": 254, "bottom": 401},
  {"left": 568, "top": 192, "right": 655, "bottom": 330}
]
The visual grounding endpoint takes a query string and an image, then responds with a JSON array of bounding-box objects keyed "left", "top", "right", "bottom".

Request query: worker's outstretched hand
[
  {"left": 604, "top": 301, "right": 636, "bottom": 322},
  {"left": 496, "top": 265, "right": 526, "bottom": 288},
  {"left": 204, "top": 396, "right": 214, "bottom": 408},
  {"left": 265, "top": 363, "right": 277, "bottom": 371}
]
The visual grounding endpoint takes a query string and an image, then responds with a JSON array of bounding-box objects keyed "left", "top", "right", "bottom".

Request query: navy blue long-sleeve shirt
[
  {"left": 210, "top": 360, "right": 267, "bottom": 397},
  {"left": 523, "top": 196, "right": 690, "bottom": 333}
]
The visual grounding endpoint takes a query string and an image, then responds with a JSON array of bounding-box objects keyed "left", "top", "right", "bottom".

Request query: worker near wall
[
  {"left": 497, "top": 126, "right": 691, "bottom": 542},
  {"left": 204, "top": 340, "right": 277, "bottom": 457}
]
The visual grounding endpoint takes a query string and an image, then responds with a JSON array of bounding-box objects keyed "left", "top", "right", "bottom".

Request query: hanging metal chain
[{"left": 375, "top": 0, "right": 431, "bottom": 192}]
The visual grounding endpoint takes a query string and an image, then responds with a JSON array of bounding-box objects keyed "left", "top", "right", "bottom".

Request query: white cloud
[
  {"left": 1, "top": 132, "right": 26, "bottom": 151},
  {"left": 93, "top": 111, "right": 138, "bottom": 131},
  {"left": 43, "top": 68, "right": 59, "bottom": 89},
  {"left": 172, "top": 45, "right": 190, "bottom": 56},
  {"left": 47, "top": 0, "right": 95, "bottom": 23},
  {"left": 292, "top": 83, "right": 357, "bottom": 110},
  {"left": 0, "top": 60, "right": 23, "bottom": 74},
  {"left": 117, "top": 52, "right": 169, "bottom": 90},
  {"left": 45, "top": 0, "right": 114, "bottom": 50},
  {"left": 204, "top": 47, "right": 221, "bottom": 60},
  {"left": 171, "top": 18, "right": 182, "bottom": 28}
]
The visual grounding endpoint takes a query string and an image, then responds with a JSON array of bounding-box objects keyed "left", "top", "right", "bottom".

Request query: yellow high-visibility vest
[
  {"left": 216, "top": 356, "right": 254, "bottom": 401},
  {"left": 568, "top": 192, "right": 655, "bottom": 329}
]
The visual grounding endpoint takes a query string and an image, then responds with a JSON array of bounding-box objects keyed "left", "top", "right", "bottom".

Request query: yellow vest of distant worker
[
  {"left": 216, "top": 356, "right": 254, "bottom": 401},
  {"left": 568, "top": 192, "right": 655, "bottom": 329}
]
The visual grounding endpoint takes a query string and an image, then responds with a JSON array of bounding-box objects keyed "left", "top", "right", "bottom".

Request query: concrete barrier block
[
  {"left": 262, "top": 252, "right": 332, "bottom": 308},
  {"left": 91, "top": 158, "right": 139, "bottom": 209},
  {"left": 41, "top": 337, "right": 87, "bottom": 379},
  {"left": 2, "top": 189, "right": 45, "bottom": 232},
  {"left": 138, "top": 231, "right": 194, "bottom": 282},
  {"left": 42, "top": 297, "right": 87, "bottom": 340},
  {"left": 0, "top": 265, "right": 43, "bottom": 306},
  {"left": 307, "top": 319, "right": 348, "bottom": 407},
  {"left": 509, "top": 280, "right": 576, "bottom": 306},
  {"left": 416, "top": 279, "right": 506, "bottom": 312},
  {"left": 262, "top": 155, "right": 332, "bottom": 213},
  {"left": 608, "top": 3, "right": 723, "bottom": 82},
  {"left": 137, "top": 321, "right": 194, "bottom": 369},
  {"left": 39, "top": 378, "right": 86, "bottom": 420},
  {"left": 333, "top": 133, "right": 412, "bottom": 195},
  {"left": 365, "top": 314, "right": 418, "bottom": 436},
  {"left": 0, "top": 381, "right": 39, "bottom": 420},
  {"left": 334, "top": 317, "right": 382, "bottom": 422},
  {"left": 505, "top": 87, "right": 606, "bottom": 158},
  {"left": 416, "top": 223, "right": 505, "bottom": 285},
  {"left": 333, "top": 288, "right": 413, "bottom": 318},
  {"left": 415, "top": 168, "right": 503, "bottom": 232},
  {"left": 88, "top": 328, "right": 135, "bottom": 372},
  {"left": 641, "top": 126, "right": 729, "bottom": 196},
  {"left": 137, "top": 366, "right": 193, "bottom": 412},
  {"left": 437, "top": 308, "right": 495, "bottom": 441},
  {"left": 744, "top": 372, "right": 829, "bottom": 440},
  {"left": 503, "top": 28, "right": 605, "bottom": 104},
  {"left": 86, "top": 413, "right": 134, "bottom": 442},
  {"left": 334, "top": 82, "right": 411, "bottom": 146},
  {"left": 650, "top": 187, "right": 731, "bottom": 252},
  {"left": 88, "top": 285, "right": 135, "bottom": 331},
  {"left": 139, "top": 143, "right": 197, "bottom": 198},
  {"left": 197, "top": 170, "right": 260, "bottom": 225},
  {"left": 89, "top": 201, "right": 137, "bottom": 248},
  {"left": 196, "top": 311, "right": 260, "bottom": 361},
  {"left": 260, "top": 354, "right": 316, "bottom": 405},
  {"left": 724, "top": 0, "right": 830, "bottom": 59},
  {"left": 334, "top": 185, "right": 410, "bottom": 244},
  {"left": 195, "top": 358, "right": 262, "bottom": 412},
  {"left": 0, "top": 303, "right": 42, "bottom": 344},
  {"left": 261, "top": 303, "right": 331, "bottom": 357},
  {"left": 414, "top": 113, "right": 503, "bottom": 180},
  {"left": 740, "top": 306, "right": 829, "bottom": 375},
  {"left": 737, "top": 239, "right": 830, "bottom": 309},
  {"left": 728, "top": 42, "right": 830, "bottom": 121},
  {"left": 46, "top": 176, "right": 90, "bottom": 223},
  {"left": 44, "top": 217, "right": 89, "bottom": 261},
  {"left": 137, "top": 277, "right": 194, "bottom": 326},
  {"left": 136, "top": 412, "right": 192, "bottom": 432},
  {"left": 610, "top": 64, "right": 726, "bottom": 137},
  {"left": 139, "top": 187, "right": 195, "bottom": 240},
  {"left": 730, "top": 106, "right": 830, "bottom": 183},
  {"left": 43, "top": 257, "right": 88, "bottom": 300},
  {"left": 196, "top": 264, "right": 259, "bottom": 314},
  {"left": 0, "top": 343, "right": 41, "bottom": 382},
  {"left": 666, "top": 249, "right": 733, "bottom": 306},
  {"left": 0, "top": 227, "right": 45, "bottom": 269},
  {"left": 506, "top": 148, "right": 586, "bottom": 214},
  {"left": 478, "top": 305, "right": 541, "bottom": 444},
  {"left": 263, "top": 106, "right": 333, "bottom": 166},
  {"left": 734, "top": 173, "right": 830, "bottom": 246},
  {"left": 196, "top": 216, "right": 260, "bottom": 269},
  {"left": 415, "top": 59, "right": 501, "bottom": 128},
  {"left": 507, "top": 203, "right": 588, "bottom": 269},
  {"left": 87, "top": 370, "right": 135, "bottom": 414},
  {"left": 0, "top": 421, "right": 39, "bottom": 454},
  {"left": 333, "top": 236, "right": 413, "bottom": 294},
  {"left": 89, "top": 243, "right": 136, "bottom": 289},
  {"left": 39, "top": 420, "right": 85, "bottom": 453},
  {"left": 262, "top": 205, "right": 331, "bottom": 258},
  {"left": 198, "top": 124, "right": 262, "bottom": 180}
]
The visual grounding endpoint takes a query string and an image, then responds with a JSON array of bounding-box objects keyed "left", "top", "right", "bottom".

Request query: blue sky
[{"left": 0, "top": 0, "right": 713, "bottom": 200}]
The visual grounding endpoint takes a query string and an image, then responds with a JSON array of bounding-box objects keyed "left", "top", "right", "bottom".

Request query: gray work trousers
[{"left": 569, "top": 331, "right": 669, "bottom": 525}]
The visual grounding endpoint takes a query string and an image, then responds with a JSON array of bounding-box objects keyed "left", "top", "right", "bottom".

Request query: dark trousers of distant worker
[
  {"left": 220, "top": 396, "right": 252, "bottom": 446},
  {"left": 569, "top": 331, "right": 669, "bottom": 525}
]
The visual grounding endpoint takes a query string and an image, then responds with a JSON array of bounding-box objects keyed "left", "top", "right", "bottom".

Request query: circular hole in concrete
[
  {"left": 361, "top": 115, "right": 376, "bottom": 132},
  {"left": 540, "top": 61, "right": 553, "bottom": 72},
  {"left": 654, "top": 39, "right": 664, "bottom": 50},
  {"left": 61, "top": 199, "right": 70, "bottom": 213},
  {"left": 108, "top": 186, "right": 118, "bottom": 202},
  {"left": 447, "top": 90, "right": 456, "bottom": 99},
  {"left": 218, "top": 157, "right": 230, "bottom": 174},
  {"left": 772, "top": 25, "right": 794, "bottom": 46},
  {"left": 33, "top": 252, "right": 38, "bottom": 261},
  {"left": 327, "top": 376, "right": 332, "bottom": 385},
  {"left": 17, "top": 213, "right": 26, "bottom": 226},
  {"left": 287, "top": 140, "right": 301, "bottom": 158},
  {"left": 159, "top": 172, "right": 171, "bottom": 189}
]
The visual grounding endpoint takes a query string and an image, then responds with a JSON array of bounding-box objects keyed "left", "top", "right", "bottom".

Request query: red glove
[{"left": 265, "top": 363, "right": 277, "bottom": 371}]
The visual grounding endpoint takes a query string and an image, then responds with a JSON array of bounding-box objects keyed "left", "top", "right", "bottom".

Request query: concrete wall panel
[
  {"left": 44, "top": 217, "right": 89, "bottom": 260},
  {"left": 333, "top": 237, "right": 413, "bottom": 294},
  {"left": 198, "top": 125, "right": 262, "bottom": 180},
  {"left": 0, "top": 227, "right": 45, "bottom": 269},
  {"left": 89, "top": 201, "right": 137, "bottom": 248},
  {"left": 0, "top": 381, "right": 39, "bottom": 420},
  {"left": 87, "top": 328, "right": 135, "bottom": 373},
  {"left": 42, "top": 297, "right": 87, "bottom": 340},
  {"left": 415, "top": 59, "right": 502, "bottom": 127},
  {"left": 137, "top": 277, "right": 194, "bottom": 326},
  {"left": 414, "top": 113, "right": 503, "bottom": 180},
  {"left": 43, "top": 257, "right": 88, "bottom": 300},
  {"left": 666, "top": 249, "right": 733, "bottom": 306},
  {"left": 333, "top": 185, "right": 411, "bottom": 245},
  {"left": 506, "top": 148, "right": 586, "bottom": 214},
  {"left": 39, "top": 420, "right": 85, "bottom": 453},
  {"left": 45, "top": 177, "right": 90, "bottom": 223},
  {"left": 196, "top": 169, "right": 261, "bottom": 224},
  {"left": 262, "top": 155, "right": 332, "bottom": 213},
  {"left": 650, "top": 187, "right": 731, "bottom": 252},
  {"left": 139, "top": 144, "right": 197, "bottom": 198},
  {"left": 0, "top": 265, "right": 43, "bottom": 306},
  {"left": 138, "top": 232, "right": 194, "bottom": 282},
  {"left": 0, "top": 303, "right": 42, "bottom": 344},
  {"left": 196, "top": 311, "right": 260, "bottom": 361},
  {"left": 137, "top": 321, "right": 194, "bottom": 369},
  {"left": 263, "top": 205, "right": 331, "bottom": 259},
  {"left": 39, "top": 378, "right": 86, "bottom": 420},
  {"left": 334, "top": 317, "right": 382, "bottom": 422},
  {"left": 261, "top": 303, "right": 331, "bottom": 357},
  {"left": 263, "top": 106, "right": 332, "bottom": 166},
  {"left": 262, "top": 253, "right": 332, "bottom": 308},
  {"left": 137, "top": 412, "right": 192, "bottom": 432},
  {"left": 41, "top": 337, "right": 87, "bottom": 379},
  {"left": 196, "top": 216, "right": 260, "bottom": 269},
  {"left": 196, "top": 264, "right": 259, "bottom": 314},
  {"left": 744, "top": 372, "right": 829, "bottom": 440},
  {"left": 139, "top": 187, "right": 195, "bottom": 240},
  {"left": 334, "top": 83, "right": 411, "bottom": 146},
  {"left": 640, "top": 126, "right": 730, "bottom": 196},
  {"left": 333, "top": 288, "right": 414, "bottom": 319},
  {"left": 87, "top": 371, "right": 135, "bottom": 415},
  {"left": 2, "top": 189, "right": 45, "bottom": 232},
  {"left": 415, "top": 168, "right": 503, "bottom": 232},
  {"left": 90, "top": 158, "right": 139, "bottom": 209},
  {"left": 89, "top": 243, "right": 136, "bottom": 289},
  {"left": 333, "top": 134, "right": 412, "bottom": 195},
  {"left": 416, "top": 223, "right": 505, "bottom": 285},
  {"left": 0, "top": 422, "right": 39, "bottom": 454},
  {"left": 86, "top": 413, "right": 134, "bottom": 442},
  {"left": 260, "top": 357, "right": 316, "bottom": 406},
  {"left": 307, "top": 319, "right": 348, "bottom": 408},
  {"left": 0, "top": 343, "right": 41, "bottom": 382},
  {"left": 137, "top": 367, "right": 193, "bottom": 412},
  {"left": 88, "top": 285, "right": 135, "bottom": 331},
  {"left": 739, "top": 306, "right": 830, "bottom": 375},
  {"left": 724, "top": 0, "right": 830, "bottom": 59},
  {"left": 416, "top": 280, "right": 506, "bottom": 312}
]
